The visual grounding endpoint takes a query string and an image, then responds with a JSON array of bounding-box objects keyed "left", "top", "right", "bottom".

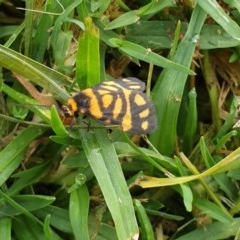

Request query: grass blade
[
  {"left": 0, "top": 126, "right": 46, "bottom": 185},
  {"left": 198, "top": 0, "right": 240, "bottom": 40},
  {"left": 150, "top": 4, "right": 207, "bottom": 154},
  {"left": 76, "top": 17, "right": 100, "bottom": 89},
  {"left": 69, "top": 185, "right": 90, "bottom": 240},
  {"left": 79, "top": 128, "right": 139, "bottom": 240},
  {"left": 0, "top": 44, "right": 70, "bottom": 103},
  {"left": 109, "top": 38, "right": 194, "bottom": 75}
]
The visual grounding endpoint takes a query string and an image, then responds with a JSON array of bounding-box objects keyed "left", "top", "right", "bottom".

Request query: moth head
[
  {"left": 71, "top": 93, "right": 90, "bottom": 115},
  {"left": 65, "top": 98, "right": 78, "bottom": 117}
]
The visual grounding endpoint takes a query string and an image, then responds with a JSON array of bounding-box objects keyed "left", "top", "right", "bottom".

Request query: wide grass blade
[
  {"left": 76, "top": 17, "right": 100, "bottom": 89},
  {"left": 79, "top": 128, "right": 139, "bottom": 240},
  {"left": 0, "top": 44, "right": 70, "bottom": 103},
  {"left": 150, "top": 4, "right": 207, "bottom": 154}
]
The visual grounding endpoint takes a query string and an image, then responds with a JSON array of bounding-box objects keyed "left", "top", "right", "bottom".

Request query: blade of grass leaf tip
[
  {"left": 134, "top": 199, "right": 154, "bottom": 240},
  {"left": 43, "top": 215, "right": 62, "bottom": 240},
  {"left": 104, "top": 11, "right": 140, "bottom": 30},
  {"left": 181, "top": 88, "right": 197, "bottom": 155},
  {"left": 70, "top": 184, "right": 89, "bottom": 240}
]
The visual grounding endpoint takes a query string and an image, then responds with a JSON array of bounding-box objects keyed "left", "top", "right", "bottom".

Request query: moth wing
[
  {"left": 79, "top": 79, "right": 156, "bottom": 133},
  {"left": 114, "top": 78, "right": 146, "bottom": 92},
  {"left": 124, "top": 91, "right": 157, "bottom": 133},
  {"left": 96, "top": 78, "right": 146, "bottom": 92},
  {"left": 98, "top": 91, "right": 157, "bottom": 134}
]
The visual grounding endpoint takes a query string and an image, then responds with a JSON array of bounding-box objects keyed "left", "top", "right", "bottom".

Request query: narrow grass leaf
[
  {"left": 138, "top": 0, "right": 173, "bottom": 16},
  {"left": 34, "top": 206, "right": 72, "bottom": 234},
  {"left": 104, "top": 11, "right": 140, "bottom": 30},
  {"left": 215, "top": 131, "right": 238, "bottom": 150},
  {"left": 134, "top": 199, "right": 155, "bottom": 240},
  {"left": 200, "top": 137, "right": 215, "bottom": 168},
  {"left": 214, "top": 96, "right": 238, "bottom": 140},
  {"left": 182, "top": 88, "right": 198, "bottom": 155},
  {"left": 109, "top": 38, "right": 194, "bottom": 75},
  {"left": 198, "top": 0, "right": 240, "bottom": 40},
  {"left": 0, "top": 194, "right": 55, "bottom": 219},
  {"left": 31, "top": 14, "right": 52, "bottom": 62},
  {"left": 43, "top": 215, "right": 62, "bottom": 240},
  {"left": 24, "top": 1, "right": 34, "bottom": 57},
  {"left": 50, "top": 0, "right": 83, "bottom": 47},
  {"left": 180, "top": 184, "right": 193, "bottom": 212},
  {"left": 7, "top": 161, "right": 52, "bottom": 196},
  {"left": 4, "top": 22, "right": 25, "bottom": 48},
  {"left": 76, "top": 1, "right": 88, "bottom": 20},
  {"left": 137, "top": 147, "right": 240, "bottom": 188},
  {"left": 115, "top": 0, "right": 131, "bottom": 11},
  {"left": 169, "top": 20, "right": 182, "bottom": 60}
]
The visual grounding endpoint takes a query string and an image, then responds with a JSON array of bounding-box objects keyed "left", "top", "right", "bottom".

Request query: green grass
[{"left": 1, "top": 0, "right": 240, "bottom": 239}]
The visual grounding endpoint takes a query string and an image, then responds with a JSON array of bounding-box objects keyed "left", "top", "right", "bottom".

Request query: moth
[{"left": 64, "top": 77, "right": 157, "bottom": 134}]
